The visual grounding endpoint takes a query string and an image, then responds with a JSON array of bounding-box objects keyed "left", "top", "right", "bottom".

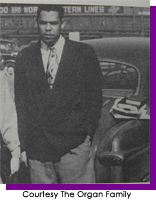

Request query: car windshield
[{"left": 100, "top": 60, "right": 139, "bottom": 98}]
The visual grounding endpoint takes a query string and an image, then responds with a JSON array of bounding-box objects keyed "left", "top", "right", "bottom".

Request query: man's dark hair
[{"left": 37, "top": 4, "right": 64, "bottom": 21}]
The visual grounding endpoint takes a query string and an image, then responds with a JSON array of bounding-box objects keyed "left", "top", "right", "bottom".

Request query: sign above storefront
[{"left": 0, "top": 5, "right": 124, "bottom": 15}]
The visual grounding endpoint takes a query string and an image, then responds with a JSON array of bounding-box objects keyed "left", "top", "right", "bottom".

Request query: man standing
[{"left": 15, "top": 4, "right": 102, "bottom": 183}]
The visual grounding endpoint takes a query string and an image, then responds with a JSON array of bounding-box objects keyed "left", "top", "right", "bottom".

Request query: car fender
[{"left": 94, "top": 119, "right": 150, "bottom": 183}]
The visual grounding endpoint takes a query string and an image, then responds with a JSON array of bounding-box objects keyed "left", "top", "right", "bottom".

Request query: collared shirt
[{"left": 40, "top": 35, "right": 65, "bottom": 72}]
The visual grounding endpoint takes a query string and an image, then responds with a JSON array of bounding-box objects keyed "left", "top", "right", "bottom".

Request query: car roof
[{"left": 82, "top": 37, "right": 150, "bottom": 66}]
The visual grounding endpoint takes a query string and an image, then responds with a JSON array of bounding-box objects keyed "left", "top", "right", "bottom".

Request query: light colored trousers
[{"left": 29, "top": 136, "right": 95, "bottom": 184}]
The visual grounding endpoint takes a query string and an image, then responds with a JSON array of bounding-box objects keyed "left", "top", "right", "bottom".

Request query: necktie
[{"left": 46, "top": 47, "right": 58, "bottom": 89}]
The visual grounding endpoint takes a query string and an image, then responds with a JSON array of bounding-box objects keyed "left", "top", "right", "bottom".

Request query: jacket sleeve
[
  {"left": 0, "top": 71, "right": 20, "bottom": 158},
  {"left": 81, "top": 45, "right": 102, "bottom": 138},
  {"left": 14, "top": 51, "right": 28, "bottom": 152}
]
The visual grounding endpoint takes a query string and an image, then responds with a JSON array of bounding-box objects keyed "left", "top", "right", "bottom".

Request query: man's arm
[
  {"left": 14, "top": 51, "right": 28, "bottom": 153},
  {"left": 0, "top": 71, "right": 20, "bottom": 174}
]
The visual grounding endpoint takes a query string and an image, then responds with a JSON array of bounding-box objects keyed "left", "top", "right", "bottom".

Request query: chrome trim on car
[{"left": 99, "top": 58, "right": 141, "bottom": 96}]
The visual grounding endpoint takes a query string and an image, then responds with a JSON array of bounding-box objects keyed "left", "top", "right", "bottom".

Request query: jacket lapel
[
  {"left": 52, "top": 40, "right": 77, "bottom": 93},
  {"left": 28, "top": 40, "right": 79, "bottom": 115},
  {"left": 30, "top": 41, "right": 47, "bottom": 84},
  {"left": 27, "top": 42, "right": 55, "bottom": 114}
]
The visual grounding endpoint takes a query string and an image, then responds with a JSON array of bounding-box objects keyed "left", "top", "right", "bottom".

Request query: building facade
[{"left": 0, "top": 4, "right": 150, "bottom": 45}]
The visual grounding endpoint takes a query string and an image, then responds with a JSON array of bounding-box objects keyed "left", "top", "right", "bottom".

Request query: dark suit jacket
[{"left": 15, "top": 39, "right": 102, "bottom": 163}]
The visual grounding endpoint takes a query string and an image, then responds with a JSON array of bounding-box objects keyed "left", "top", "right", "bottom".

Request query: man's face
[{"left": 37, "top": 10, "right": 64, "bottom": 46}]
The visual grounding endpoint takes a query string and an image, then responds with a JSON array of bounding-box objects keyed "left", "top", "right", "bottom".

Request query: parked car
[
  {"left": 0, "top": 39, "right": 19, "bottom": 75},
  {"left": 83, "top": 37, "right": 150, "bottom": 183}
]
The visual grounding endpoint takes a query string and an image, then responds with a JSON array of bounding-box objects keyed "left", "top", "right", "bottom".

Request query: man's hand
[
  {"left": 70, "top": 135, "right": 91, "bottom": 154},
  {"left": 10, "top": 157, "right": 20, "bottom": 175},
  {"left": 20, "top": 151, "right": 28, "bottom": 167},
  {"left": 84, "top": 135, "right": 91, "bottom": 143}
]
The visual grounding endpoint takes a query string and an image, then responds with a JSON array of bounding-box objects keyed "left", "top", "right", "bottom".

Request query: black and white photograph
[{"left": 0, "top": 1, "right": 150, "bottom": 184}]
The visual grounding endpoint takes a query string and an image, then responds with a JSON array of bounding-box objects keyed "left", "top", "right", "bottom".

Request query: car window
[
  {"left": 0, "top": 42, "right": 13, "bottom": 52},
  {"left": 100, "top": 61, "right": 139, "bottom": 98}
]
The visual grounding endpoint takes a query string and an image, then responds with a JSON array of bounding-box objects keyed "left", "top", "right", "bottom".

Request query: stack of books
[{"left": 110, "top": 95, "right": 149, "bottom": 119}]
